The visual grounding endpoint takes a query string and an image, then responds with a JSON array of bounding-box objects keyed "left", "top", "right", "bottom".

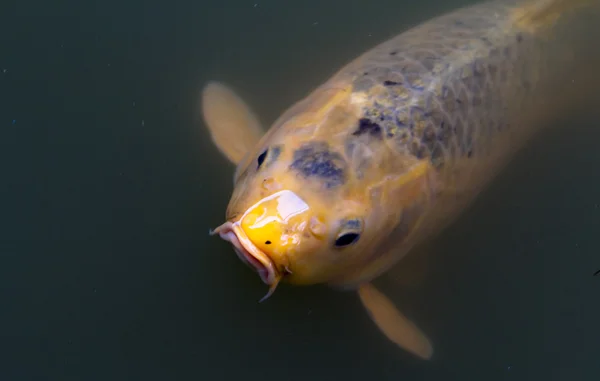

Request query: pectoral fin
[
  {"left": 357, "top": 282, "right": 433, "bottom": 360},
  {"left": 201, "top": 81, "right": 264, "bottom": 164}
]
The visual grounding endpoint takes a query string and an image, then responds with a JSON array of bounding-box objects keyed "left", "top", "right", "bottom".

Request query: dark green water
[{"left": 1, "top": 0, "right": 599, "bottom": 380}]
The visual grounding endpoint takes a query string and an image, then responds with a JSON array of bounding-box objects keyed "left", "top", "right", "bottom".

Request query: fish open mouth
[{"left": 210, "top": 221, "right": 281, "bottom": 302}]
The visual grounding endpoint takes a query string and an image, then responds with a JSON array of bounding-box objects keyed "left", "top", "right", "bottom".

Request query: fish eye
[
  {"left": 257, "top": 149, "right": 268, "bottom": 168},
  {"left": 334, "top": 232, "right": 360, "bottom": 247},
  {"left": 334, "top": 218, "right": 363, "bottom": 248}
]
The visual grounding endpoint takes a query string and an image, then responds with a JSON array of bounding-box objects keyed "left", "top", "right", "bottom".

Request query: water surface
[{"left": 1, "top": 0, "right": 599, "bottom": 380}]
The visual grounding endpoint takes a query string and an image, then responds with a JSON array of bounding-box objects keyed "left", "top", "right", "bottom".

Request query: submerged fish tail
[{"left": 511, "top": 0, "right": 596, "bottom": 33}]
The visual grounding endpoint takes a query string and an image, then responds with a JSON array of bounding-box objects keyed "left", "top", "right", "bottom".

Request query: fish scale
[{"left": 332, "top": 1, "right": 550, "bottom": 178}]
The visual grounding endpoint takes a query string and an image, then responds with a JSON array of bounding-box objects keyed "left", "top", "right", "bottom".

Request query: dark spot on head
[
  {"left": 383, "top": 80, "right": 400, "bottom": 86},
  {"left": 342, "top": 218, "right": 362, "bottom": 230},
  {"left": 363, "top": 72, "right": 369, "bottom": 76},
  {"left": 265, "top": 240, "right": 271, "bottom": 245},
  {"left": 516, "top": 33, "right": 523, "bottom": 43},
  {"left": 353, "top": 118, "right": 382, "bottom": 138},
  {"left": 257, "top": 149, "right": 267, "bottom": 168},
  {"left": 290, "top": 142, "right": 347, "bottom": 188},
  {"left": 269, "top": 145, "right": 282, "bottom": 162},
  {"left": 389, "top": 51, "right": 397, "bottom": 56}
]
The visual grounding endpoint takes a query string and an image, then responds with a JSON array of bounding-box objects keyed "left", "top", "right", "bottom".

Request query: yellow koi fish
[{"left": 201, "top": 0, "right": 598, "bottom": 360}]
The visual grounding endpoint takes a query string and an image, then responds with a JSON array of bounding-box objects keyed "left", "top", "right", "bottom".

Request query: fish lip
[{"left": 211, "top": 221, "right": 279, "bottom": 287}]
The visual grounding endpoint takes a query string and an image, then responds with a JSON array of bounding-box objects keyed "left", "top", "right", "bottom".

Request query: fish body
[
  {"left": 202, "top": 0, "right": 598, "bottom": 359},
  {"left": 270, "top": 0, "right": 596, "bottom": 287}
]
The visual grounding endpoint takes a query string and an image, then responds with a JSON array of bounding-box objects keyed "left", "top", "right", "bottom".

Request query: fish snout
[
  {"left": 239, "top": 190, "right": 310, "bottom": 261},
  {"left": 212, "top": 190, "right": 312, "bottom": 301}
]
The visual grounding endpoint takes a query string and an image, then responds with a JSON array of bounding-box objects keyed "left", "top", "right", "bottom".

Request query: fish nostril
[
  {"left": 265, "top": 240, "right": 272, "bottom": 245},
  {"left": 261, "top": 177, "right": 279, "bottom": 191}
]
